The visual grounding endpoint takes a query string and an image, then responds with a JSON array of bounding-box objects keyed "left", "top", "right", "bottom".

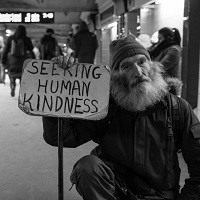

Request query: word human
[{"left": 21, "top": 60, "right": 104, "bottom": 116}]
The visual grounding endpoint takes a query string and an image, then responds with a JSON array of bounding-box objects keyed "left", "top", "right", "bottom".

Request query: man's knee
[
  {"left": 70, "top": 155, "right": 114, "bottom": 184},
  {"left": 70, "top": 155, "right": 117, "bottom": 199},
  {"left": 71, "top": 155, "right": 103, "bottom": 181}
]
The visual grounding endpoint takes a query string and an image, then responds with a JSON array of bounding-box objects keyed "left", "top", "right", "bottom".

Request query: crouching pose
[{"left": 43, "top": 35, "right": 200, "bottom": 200}]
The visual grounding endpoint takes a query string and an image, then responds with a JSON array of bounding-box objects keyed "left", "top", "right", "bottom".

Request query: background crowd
[
  {"left": 0, "top": 20, "right": 98, "bottom": 97},
  {"left": 0, "top": 24, "right": 182, "bottom": 99}
]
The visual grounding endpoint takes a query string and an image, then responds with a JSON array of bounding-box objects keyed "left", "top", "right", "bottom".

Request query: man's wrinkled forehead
[{"left": 119, "top": 54, "right": 147, "bottom": 66}]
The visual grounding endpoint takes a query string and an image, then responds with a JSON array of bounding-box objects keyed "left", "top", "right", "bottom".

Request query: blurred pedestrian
[
  {"left": 39, "top": 28, "right": 62, "bottom": 60},
  {"left": 65, "top": 37, "right": 74, "bottom": 56},
  {"left": 0, "top": 36, "right": 5, "bottom": 84},
  {"left": 149, "top": 27, "right": 182, "bottom": 78},
  {"left": 32, "top": 39, "right": 40, "bottom": 59},
  {"left": 69, "top": 20, "right": 98, "bottom": 64},
  {"left": 2, "top": 25, "right": 35, "bottom": 97}
]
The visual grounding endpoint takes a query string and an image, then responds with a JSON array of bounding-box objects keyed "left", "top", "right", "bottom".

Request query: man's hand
[{"left": 51, "top": 55, "right": 78, "bottom": 69}]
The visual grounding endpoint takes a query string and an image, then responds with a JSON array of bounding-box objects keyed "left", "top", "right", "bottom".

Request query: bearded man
[{"left": 42, "top": 35, "right": 200, "bottom": 200}]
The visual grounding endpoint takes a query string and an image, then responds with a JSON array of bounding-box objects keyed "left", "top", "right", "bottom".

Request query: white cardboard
[{"left": 18, "top": 59, "right": 110, "bottom": 120}]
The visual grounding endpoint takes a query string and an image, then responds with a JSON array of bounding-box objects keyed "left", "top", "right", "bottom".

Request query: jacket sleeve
[
  {"left": 177, "top": 98, "right": 200, "bottom": 199},
  {"left": 25, "top": 37, "right": 35, "bottom": 59},
  {"left": 160, "top": 47, "right": 181, "bottom": 70},
  {"left": 68, "top": 37, "right": 75, "bottom": 51},
  {"left": 94, "top": 35, "right": 99, "bottom": 50},
  {"left": 42, "top": 116, "right": 104, "bottom": 148},
  {"left": 26, "top": 37, "right": 34, "bottom": 51}
]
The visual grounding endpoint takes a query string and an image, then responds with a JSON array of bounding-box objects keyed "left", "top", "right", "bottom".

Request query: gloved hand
[{"left": 51, "top": 55, "right": 78, "bottom": 70}]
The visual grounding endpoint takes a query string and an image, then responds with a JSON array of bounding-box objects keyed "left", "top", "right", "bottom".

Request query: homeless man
[{"left": 42, "top": 34, "right": 200, "bottom": 200}]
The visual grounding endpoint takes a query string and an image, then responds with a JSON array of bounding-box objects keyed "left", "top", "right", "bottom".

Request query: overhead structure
[{"left": 0, "top": 0, "right": 98, "bottom": 43}]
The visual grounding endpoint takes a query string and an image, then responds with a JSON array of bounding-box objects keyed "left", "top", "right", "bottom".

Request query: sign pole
[
  {"left": 18, "top": 60, "right": 110, "bottom": 200},
  {"left": 58, "top": 118, "right": 64, "bottom": 200}
]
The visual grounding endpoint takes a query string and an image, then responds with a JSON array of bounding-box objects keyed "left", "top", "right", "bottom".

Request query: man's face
[
  {"left": 110, "top": 54, "right": 167, "bottom": 112},
  {"left": 118, "top": 54, "right": 151, "bottom": 92}
]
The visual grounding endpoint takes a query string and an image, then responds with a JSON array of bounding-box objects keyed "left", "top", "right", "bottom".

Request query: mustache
[{"left": 129, "top": 75, "right": 151, "bottom": 88}]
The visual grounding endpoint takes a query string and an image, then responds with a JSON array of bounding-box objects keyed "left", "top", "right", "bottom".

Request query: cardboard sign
[{"left": 18, "top": 59, "right": 110, "bottom": 120}]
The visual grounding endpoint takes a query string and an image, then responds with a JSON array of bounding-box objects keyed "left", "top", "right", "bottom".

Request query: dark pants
[
  {"left": 70, "top": 155, "right": 168, "bottom": 200},
  {"left": 10, "top": 76, "right": 21, "bottom": 90},
  {"left": 0, "top": 65, "right": 5, "bottom": 83}
]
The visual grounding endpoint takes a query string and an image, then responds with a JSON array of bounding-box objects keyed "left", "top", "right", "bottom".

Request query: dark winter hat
[{"left": 109, "top": 34, "right": 151, "bottom": 70}]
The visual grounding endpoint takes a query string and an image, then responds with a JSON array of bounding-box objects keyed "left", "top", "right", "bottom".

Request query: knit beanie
[{"left": 109, "top": 34, "right": 151, "bottom": 70}]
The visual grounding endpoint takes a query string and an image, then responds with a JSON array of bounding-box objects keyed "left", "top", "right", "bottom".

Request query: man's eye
[
  {"left": 138, "top": 59, "right": 146, "bottom": 65},
  {"left": 121, "top": 64, "right": 131, "bottom": 70}
]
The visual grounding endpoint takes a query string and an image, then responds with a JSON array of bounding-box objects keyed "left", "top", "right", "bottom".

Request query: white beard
[{"left": 110, "top": 62, "right": 168, "bottom": 112}]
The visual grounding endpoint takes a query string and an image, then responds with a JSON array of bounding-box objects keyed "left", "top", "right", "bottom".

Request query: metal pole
[{"left": 58, "top": 118, "right": 64, "bottom": 200}]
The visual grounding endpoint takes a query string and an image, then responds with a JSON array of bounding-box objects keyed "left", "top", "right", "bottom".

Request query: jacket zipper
[{"left": 167, "top": 117, "right": 173, "bottom": 188}]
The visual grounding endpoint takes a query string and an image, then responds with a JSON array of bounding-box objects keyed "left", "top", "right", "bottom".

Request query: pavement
[
  {"left": 0, "top": 78, "right": 97, "bottom": 200},
  {"left": 0, "top": 77, "right": 189, "bottom": 200}
]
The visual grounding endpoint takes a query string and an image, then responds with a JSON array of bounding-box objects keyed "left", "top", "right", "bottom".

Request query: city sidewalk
[
  {"left": 0, "top": 82, "right": 97, "bottom": 200},
  {"left": 0, "top": 80, "right": 189, "bottom": 200}
]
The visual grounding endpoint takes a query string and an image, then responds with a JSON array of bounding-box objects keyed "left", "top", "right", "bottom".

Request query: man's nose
[{"left": 131, "top": 64, "right": 142, "bottom": 77}]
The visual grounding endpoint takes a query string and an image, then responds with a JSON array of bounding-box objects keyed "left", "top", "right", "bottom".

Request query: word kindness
[{"left": 18, "top": 60, "right": 110, "bottom": 119}]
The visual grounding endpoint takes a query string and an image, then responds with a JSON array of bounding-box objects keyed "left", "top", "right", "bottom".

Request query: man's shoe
[{"left": 11, "top": 89, "right": 15, "bottom": 97}]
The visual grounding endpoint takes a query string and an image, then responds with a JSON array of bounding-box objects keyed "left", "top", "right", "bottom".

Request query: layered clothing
[
  {"left": 2, "top": 35, "right": 34, "bottom": 78},
  {"left": 69, "top": 21, "right": 98, "bottom": 63},
  {"left": 43, "top": 93, "right": 200, "bottom": 199},
  {"left": 150, "top": 40, "right": 182, "bottom": 78},
  {"left": 39, "top": 34, "right": 60, "bottom": 60}
]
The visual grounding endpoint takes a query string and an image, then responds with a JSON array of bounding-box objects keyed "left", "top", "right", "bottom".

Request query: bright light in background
[
  {"left": 158, "top": 0, "right": 184, "bottom": 9},
  {"left": 137, "top": 15, "right": 140, "bottom": 23},
  {"left": 154, "top": 0, "right": 184, "bottom": 41},
  {"left": 158, "top": 0, "right": 185, "bottom": 21},
  {"left": 155, "top": 0, "right": 184, "bottom": 5},
  {"left": 111, "top": 23, "right": 117, "bottom": 41},
  {"left": 141, "top": 8, "right": 150, "bottom": 13},
  {"left": 139, "top": 0, "right": 185, "bottom": 47},
  {"left": 155, "top": 0, "right": 164, "bottom": 4},
  {"left": 6, "top": 29, "right": 12, "bottom": 36},
  {"left": 108, "top": 21, "right": 118, "bottom": 28}
]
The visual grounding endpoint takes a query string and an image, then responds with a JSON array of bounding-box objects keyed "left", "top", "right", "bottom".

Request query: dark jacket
[
  {"left": 2, "top": 35, "right": 34, "bottom": 78},
  {"left": 39, "top": 34, "right": 58, "bottom": 60},
  {"left": 69, "top": 21, "right": 98, "bottom": 64},
  {"left": 43, "top": 93, "right": 200, "bottom": 199},
  {"left": 150, "top": 40, "right": 182, "bottom": 78}
]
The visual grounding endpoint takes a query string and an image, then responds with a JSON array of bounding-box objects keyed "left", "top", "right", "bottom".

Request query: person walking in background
[
  {"left": 32, "top": 39, "right": 40, "bottom": 59},
  {"left": 39, "top": 28, "right": 62, "bottom": 60},
  {"left": 43, "top": 35, "right": 200, "bottom": 200},
  {"left": 2, "top": 25, "right": 35, "bottom": 97},
  {"left": 65, "top": 37, "right": 74, "bottom": 57},
  {"left": 69, "top": 20, "right": 98, "bottom": 64},
  {"left": 0, "top": 36, "right": 5, "bottom": 83},
  {"left": 149, "top": 27, "right": 182, "bottom": 79}
]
